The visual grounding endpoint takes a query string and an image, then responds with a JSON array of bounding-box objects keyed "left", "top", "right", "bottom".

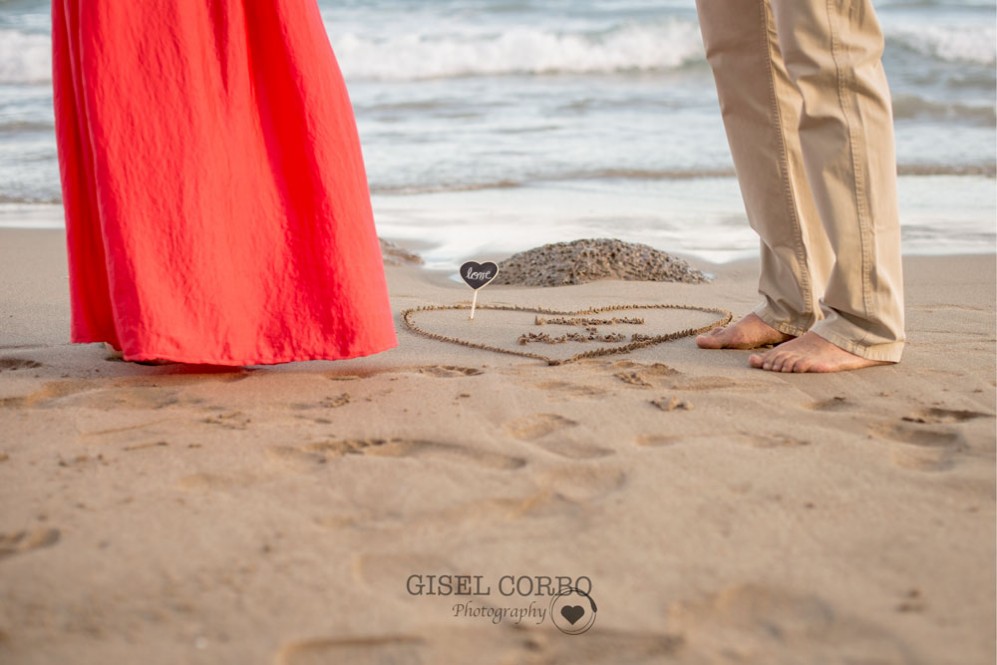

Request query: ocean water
[{"left": 1, "top": 0, "right": 994, "bottom": 266}]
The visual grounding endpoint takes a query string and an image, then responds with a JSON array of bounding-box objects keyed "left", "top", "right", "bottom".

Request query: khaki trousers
[{"left": 696, "top": 0, "right": 905, "bottom": 362}]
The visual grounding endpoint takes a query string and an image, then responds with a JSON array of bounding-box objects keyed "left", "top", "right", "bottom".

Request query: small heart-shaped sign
[
  {"left": 561, "top": 605, "right": 586, "bottom": 625},
  {"left": 460, "top": 261, "right": 499, "bottom": 290}
]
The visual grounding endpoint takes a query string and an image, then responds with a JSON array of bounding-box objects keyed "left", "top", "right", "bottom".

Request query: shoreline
[
  {"left": 0, "top": 227, "right": 995, "bottom": 664},
  {"left": 2, "top": 170, "right": 995, "bottom": 267}
]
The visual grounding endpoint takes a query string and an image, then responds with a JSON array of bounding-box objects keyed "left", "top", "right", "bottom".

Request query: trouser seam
[
  {"left": 762, "top": 0, "right": 816, "bottom": 322},
  {"left": 826, "top": 0, "right": 874, "bottom": 345}
]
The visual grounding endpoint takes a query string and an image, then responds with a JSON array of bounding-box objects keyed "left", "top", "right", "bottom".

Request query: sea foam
[
  {"left": 0, "top": 30, "right": 50, "bottom": 84},
  {"left": 3, "top": 18, "right": 994, "bottom": 86},
  {"left": 332, "top": 20, "right": 705, "bottom": 81},
  {"left": 887, "top": 23, "right": 997, "bottom": 65}
]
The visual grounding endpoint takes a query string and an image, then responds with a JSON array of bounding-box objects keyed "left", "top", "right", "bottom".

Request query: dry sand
[{"left": 0, "top": 228, "right": 994, "bottom": 665}]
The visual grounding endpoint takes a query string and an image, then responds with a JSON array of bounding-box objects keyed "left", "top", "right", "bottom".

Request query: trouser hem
[
  {"left": 810, "top": 327, "right": 905, "bottom": 363},
  {"left": 752, "top": 304, "right": 811, "bottom": 339}
]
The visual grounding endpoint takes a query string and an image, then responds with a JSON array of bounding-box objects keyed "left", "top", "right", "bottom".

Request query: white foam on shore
[
  {"left": 0, "top": 203, "right": 63, "bottom": 229},
  {"left": 1, "top": 177, "right": 993, "bottom": 270},
  {"left": 887, "top": 22, "right": 997, "bottom": 66},
  {"left": 0, "top": 30, "right": 50, "bottom": 83},
  {"left": 3, "top": 8, "right": 996, "bottom": 85},
  {"left": 333, "top": 20, "right": 703, "bottom": 81},
  {"left": 371, "top": 175, "right": 997, "bottom": 268}
]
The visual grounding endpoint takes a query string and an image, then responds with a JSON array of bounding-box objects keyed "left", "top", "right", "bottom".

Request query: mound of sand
[
  {"left": 380, "top": 239, "right": 424, "bottom": 266},
  {"left": 493, "top": 238, "right": 708, "bottom": 287}
]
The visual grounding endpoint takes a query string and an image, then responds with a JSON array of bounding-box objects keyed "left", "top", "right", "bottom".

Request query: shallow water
[{"left": 1, "top": 0, "right": 994, "bottom": 264}]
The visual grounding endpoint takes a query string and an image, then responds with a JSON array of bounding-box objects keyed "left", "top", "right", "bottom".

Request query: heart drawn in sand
[
  {"left": 560, "top": 605, "right": 586, "bottom": 625},
  {"left": 402, "top": 303, "right": 733, "bottom": 366},
  {"left": 459, "top": 261, "right": 499, "bottom": 290}
]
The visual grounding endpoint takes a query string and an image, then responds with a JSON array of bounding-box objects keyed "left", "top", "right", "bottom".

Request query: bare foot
[
  {"left": 748, "top": 332, "right": 892, "bottom": 373},
  {"left": 696, "top": 313, "right": 794, "bottom": 350}
]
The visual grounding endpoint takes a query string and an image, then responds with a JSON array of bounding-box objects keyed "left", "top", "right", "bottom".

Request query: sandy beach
[{"left": 0, "top": 228, "right": 994, "bottom": 664}]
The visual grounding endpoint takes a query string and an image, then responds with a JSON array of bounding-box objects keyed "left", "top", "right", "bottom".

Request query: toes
[
  {"left": 754, "top": 350, "right": 794, "bottom": 372},
  {"left": 697, "top": 327, "right": 729, "bottom": 349},
  {"left": 763, "top": 351, "right": 784, "bottom": 371},
  {"left": 793, "top": 357, "right": 817, "bottom": 373}
]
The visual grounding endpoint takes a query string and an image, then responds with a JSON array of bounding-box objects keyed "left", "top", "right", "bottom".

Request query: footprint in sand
[
  {"left": 635, "top": 432, "right": 807, "bottom": 449},
  {"left": 611, "top": 365, "right": 770, "bottom": 393},
  {"left": 200, "top": 411, "right": 251, "bottom": 430},
  {"left": 611, "top": 361, "right": 680, "bottom": 389},
  {"left": 808, "top": 396, "right": 852, "bottom": 412},
  {"left": 122, "top": 441, "right": 169, "bottom": 453},
  {"left": 0, "top": 528, "right": 60, "bottom": 559},
  {"left": 291, "top": 393, "right": 352, "bottom": 410},
  {"left": 79, "top": 387, "right": 182, "bottom": 410},
  {"left": 614, "top": 371, "right": 654, "bottom": 388},
  {"left": 505, "top": 413, "right": 577, "bottom": 441},
  {"left": 737, "top": 433, "right": 809, "bottom": 449},
  {"left": 428, "top": 470, "right": 624, "bottom": 524},
  {"left": 535, "top": 439, "right": 614, "bottom": 460},
  {"left": 0, "top": 380, "right": 92, "bottom": 409},
  {"left": 902, "top": 407, "right": 992, "bottom": 425},
  {"left": 875, "top": 423, "right": 968, "bottom": 448},
  {"left": 276, "top": 636, "right": 425, "bottom": 665},
  {"left": 635, "top": 434, "right": 683, "bottom": 447},
  {"left": 1, "top": 380, "right": 187, "bottom": 411},
  {"left": 669, "top": 376, "right": 768, "bottom": 392},
  {"left": 872, "top": 422, "right": 968, "bottom": 472},
  {"left": 73, "top": 411, "right": 175, "bottom": 446},
  {"left": 504, "top": 414, "right": 611, "bottom": 458},
  {"left": 418, "top": 365, "right": 484, "bottom": 378},
  {"left": 277, "top": 628, "right": 681, "bottom": 665},
  {"left": 57, "top": 453, "right": 108, "bottom": 469},
  {"left": 128, "top": 369, "right": 252, "bottom": 384},
  {"left": 0, "top": 357, "right": 43, "bottom": 371},
  {"left": 433, "top": 492, "right": 579, "bottom": 523},
  {"left": 176, "top": 471, "right": 258, "bottom": 491},
  {"left": 353, "top": 552, "right": 453, "bottom": 593},
  {"left": 534, "top": 380, "right": 608, "bottom": 400},
  {"left": 538, "top": 464, "right": 627, "bottom": 502},
  {"left": 411, "top": 465, "right": 626, "bottom": 525},
  {"left": 667, "top": 584, "right": 912, "bottom": 665},
  {"left": 650, "top": 397, "right": 693, "bottom": 412},
  {"left": 268, "top": 438, "right": 526, "bottom": 472}
]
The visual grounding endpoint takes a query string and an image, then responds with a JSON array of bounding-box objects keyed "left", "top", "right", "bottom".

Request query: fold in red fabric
[{"left": 52, "top": 0, "right": 397, "bottom": 365}]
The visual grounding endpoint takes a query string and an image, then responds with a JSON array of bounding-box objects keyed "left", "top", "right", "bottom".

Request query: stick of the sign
[{"left": 470, "top": 290, "right": 480, "bottom": 320}]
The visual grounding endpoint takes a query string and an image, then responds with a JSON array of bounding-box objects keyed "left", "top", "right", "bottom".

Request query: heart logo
[
  {"left": 402, "top": 303, "right": 732, "bottom": 366},
  {"left": 460, "top": 261, "right": 499, "bottom": 290},
  {"left": 561, "top": 605, "right": 586, "bottom": 625}
]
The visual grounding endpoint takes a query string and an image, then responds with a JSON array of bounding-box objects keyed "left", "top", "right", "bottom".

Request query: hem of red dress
[{"left": 79, "top": 339, "right": 398, "bottom": 367}]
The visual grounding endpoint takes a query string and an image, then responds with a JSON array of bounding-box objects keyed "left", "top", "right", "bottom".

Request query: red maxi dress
[{"left": 51, "top": 1, "right": 397, "bottom": 365}]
